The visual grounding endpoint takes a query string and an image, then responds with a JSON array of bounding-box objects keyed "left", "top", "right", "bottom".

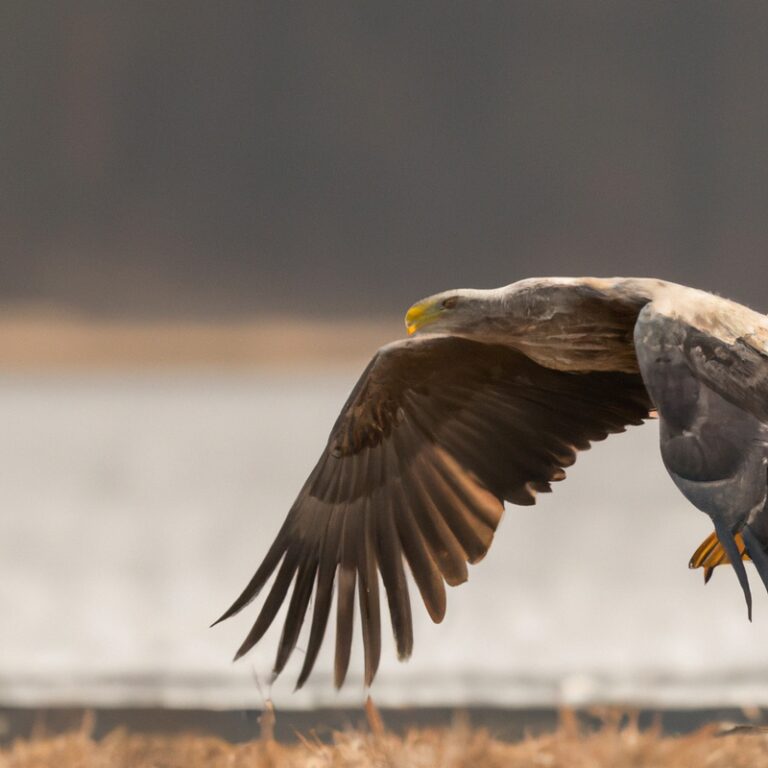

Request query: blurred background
[{"left": 2, "top": 0, "right": 768, "bottom": 734}]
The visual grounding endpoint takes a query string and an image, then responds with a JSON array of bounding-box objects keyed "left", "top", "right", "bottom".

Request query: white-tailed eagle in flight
[{"left": 214, "top": 277, "right": 768, "bottom": 689}]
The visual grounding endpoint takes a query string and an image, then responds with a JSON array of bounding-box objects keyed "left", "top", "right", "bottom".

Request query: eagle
[{"left": 214, "top": 277, "right": 768, "bottom": 689}]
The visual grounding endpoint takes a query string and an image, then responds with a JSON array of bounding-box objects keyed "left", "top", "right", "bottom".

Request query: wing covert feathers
[{"left": 218, "top": 335, "right": 651, "bottom": 687}]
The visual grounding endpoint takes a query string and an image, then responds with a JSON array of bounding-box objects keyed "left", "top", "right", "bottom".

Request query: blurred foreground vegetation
[{"left": 2, "top": 708, "right": 767, "bottom": 768}]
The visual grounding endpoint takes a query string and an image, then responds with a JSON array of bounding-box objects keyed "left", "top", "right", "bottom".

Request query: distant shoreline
[
  {"left": 0, "top": 315, "right": 401, "bottom": 369},
  {"left": 0, "top": 705, "right": 757, "bottom": 744}
]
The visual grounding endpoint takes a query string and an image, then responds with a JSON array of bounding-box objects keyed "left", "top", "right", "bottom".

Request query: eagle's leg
[
  {"left": 713, "top": 516, "right": 753, "bottom": 621},
  {"left": 742, "top": 525, "right": 768, "bottom": 597}
]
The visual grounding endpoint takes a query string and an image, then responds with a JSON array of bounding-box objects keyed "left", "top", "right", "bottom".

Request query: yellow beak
[{"left": 405, "top": 301, "right": 440, "bottom": 335}]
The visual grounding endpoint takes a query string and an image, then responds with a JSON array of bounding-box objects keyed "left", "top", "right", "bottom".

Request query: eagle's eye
[{"left": 442, "top": 296, "right": 459, "bottom": 309}]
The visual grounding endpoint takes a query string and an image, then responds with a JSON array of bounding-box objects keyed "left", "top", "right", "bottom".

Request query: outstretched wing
[{"left": 215, "top": 335, "right": 651, "bottom": 688}]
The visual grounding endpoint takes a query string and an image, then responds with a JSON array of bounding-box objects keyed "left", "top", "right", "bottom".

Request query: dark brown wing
[{"left": 214, "top": 335, "right": 652, "bottom": 688}]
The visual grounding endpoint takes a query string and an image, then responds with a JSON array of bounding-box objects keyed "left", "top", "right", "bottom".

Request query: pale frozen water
[{"left": 1, "top": 369, "right": 768, "bottom": 709}]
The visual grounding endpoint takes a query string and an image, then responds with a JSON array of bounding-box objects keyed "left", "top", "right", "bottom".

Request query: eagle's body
[
  {"left": 635, "top": 304, "right": 768, "bottom": 526},
  {"left": 215, "top": 277, "right": 768, "bottom": 688}
]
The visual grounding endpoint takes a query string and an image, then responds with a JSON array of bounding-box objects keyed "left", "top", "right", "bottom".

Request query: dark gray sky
[{"left": 3, "top": 2, "right": 768, "bottom": 317}]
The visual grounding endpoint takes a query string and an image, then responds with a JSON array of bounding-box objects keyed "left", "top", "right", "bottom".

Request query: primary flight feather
[{"left": 214, "top": 277, "right": 768, "bottom": 688}]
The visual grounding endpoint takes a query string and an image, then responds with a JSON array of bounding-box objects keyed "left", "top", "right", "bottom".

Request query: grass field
[{"left": 3, "top": 706, "right": 768, "bottom": 768}]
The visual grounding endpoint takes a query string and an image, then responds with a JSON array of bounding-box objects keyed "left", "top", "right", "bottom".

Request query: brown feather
[
  {"left": 334, "top": 514, "right": 358, "bottom": 688},
  {"left": 359, "top": 505, "right": 382, "bottom": 687},
  {"left": 295, "top": 509, "right": 342, "bottom": 688},
  {"left": 375, "top": 493, "right": 413, "bottom": 659}
]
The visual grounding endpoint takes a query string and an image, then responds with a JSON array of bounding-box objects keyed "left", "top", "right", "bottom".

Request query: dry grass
[{"left": 3, "top": 709, "right": 768, "bottom": 768}]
